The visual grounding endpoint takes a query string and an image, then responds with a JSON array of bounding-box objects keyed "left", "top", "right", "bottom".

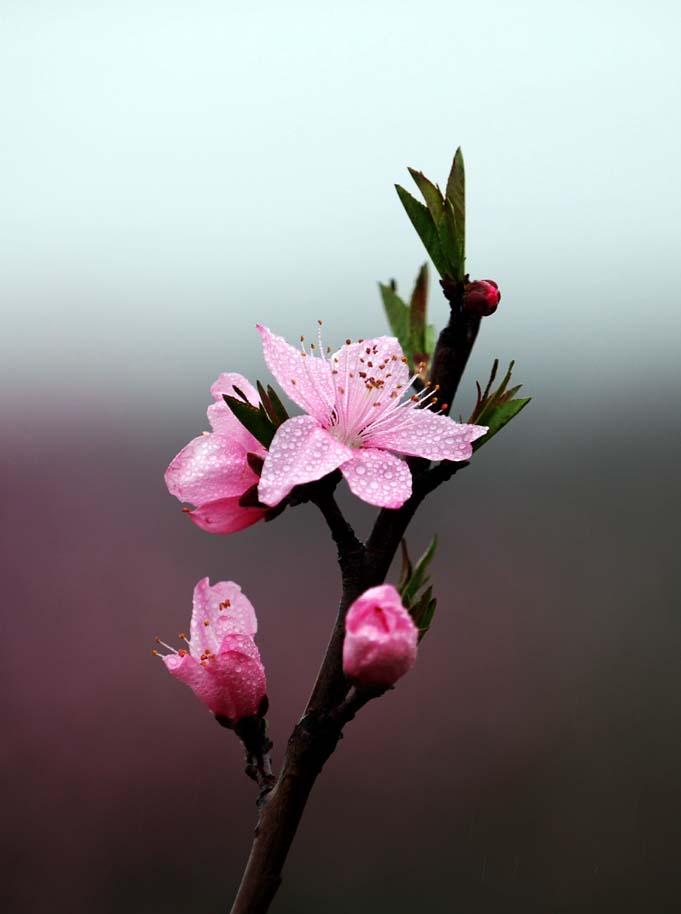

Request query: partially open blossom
[
  {"left": 463, "top": 279, "right": 500, "bottom": 317},
  {"left": 165, "top": 373, "right": 268, "bottom": 534},
  {"left": 154, "top": 578, "right": 267, "bottom": 723},
  {"left": 256, "top": 325, "right": 487, "bottom": 509},
  {"left": 342, "top": 584, "right": 418, "bottom": 687}
]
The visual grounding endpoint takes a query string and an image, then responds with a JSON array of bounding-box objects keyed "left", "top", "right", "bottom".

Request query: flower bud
[
  {"left": 463, "top": 279, "right": 500, "bottom": 317},
  {"left": 342, "top": 584, "right": 418, "bottom": 687}
]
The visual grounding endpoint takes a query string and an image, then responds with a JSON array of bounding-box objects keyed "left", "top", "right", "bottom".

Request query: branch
[{"left": 229, "top": 283, "right": 483, "bottom": 913}]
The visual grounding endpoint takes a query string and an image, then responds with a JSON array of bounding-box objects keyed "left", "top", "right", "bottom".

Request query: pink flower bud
[
  {"left": 155, "top": 578, "right": 267, "bottom": 723},
  {"left": 463, "top": 279, "right": 500, "bottom": 317},
  {"left": 342, "top": 584, "right": 418, "bottom": 687}
]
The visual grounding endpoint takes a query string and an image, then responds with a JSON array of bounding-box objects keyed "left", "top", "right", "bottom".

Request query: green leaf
[
  {"left": 445, "top": 147, "right": 465, "bottom": 258},
  {"left": 408, "top": 168, "right": 445, "bottom": 224},
  {"left": 409, "top": 262, "right": 429, "bottom": 357},
  {"left": 380, "top": 267, "right": 437, "bottom": 370},
  {"left": 397, "top": 539, "right": 413, "bottom": 594},
  {"left": 439, "top": 199, "right": 464, "bottom": 281},
  {"left": 379, "top": 282, "right": 410, "bottom": 349},
  {"left": 469, "top": 359, "right": 531, "bottom": 451},
  {"left": 223, "top": 395, "right": 276, "bottom": 448},
  {"left": 410, "top": 587, "right": 437, "bottom": 641},
  {"left": 395, "top": 184, "right": 449, "bottom": 277},
  {"left": 401, "top": 535, "right": 438, "bottom": 606},
  {"left": 474, "top": 397, "right": 531, "bottom": 451}
]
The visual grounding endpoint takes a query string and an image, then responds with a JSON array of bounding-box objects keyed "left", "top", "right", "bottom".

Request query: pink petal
[
  {"left": 163, "top": 651, "right": 229, "bottom": 717},
  {"left": 164, "top": 433, "right": 256, "bottom": 505},
  {"left": 212, "top": 634, "right": 267, "bottom": 722},
  {"left": 257, "top": 415, "right": 354, "bottom": 507},
  {"left": 207, "top": 373, "right": 267, "bottom": 455},
  {"left": 368, "top": 410, "right": 488, "bottom": 462},
  {"left": 341, "top": 448, "right": 412, "bottom": 508},
  {"left": 187, "top": 498, "right": 266, "bottom": 535},
  {"left": 190, "top": 578, "right": 258, "bottom": 658},
  {"left": 257, "top": 325, "right": 334, "bottom": 424}
]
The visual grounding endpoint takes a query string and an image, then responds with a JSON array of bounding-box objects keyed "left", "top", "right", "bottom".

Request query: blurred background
[{"left": 1, "top": 1, "right": 680, "bottom": 911}]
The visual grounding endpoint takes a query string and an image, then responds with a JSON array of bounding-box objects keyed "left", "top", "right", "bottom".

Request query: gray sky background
[{"left": 1, "top": 0, "right": 680, "bottom": 415}]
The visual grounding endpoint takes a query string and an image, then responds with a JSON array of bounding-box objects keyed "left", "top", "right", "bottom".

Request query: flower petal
[
  {"left": 163, "top": 652, "right": 229, "bottom": 717},
  {"left": 212, "top": 633, "right": 267, "bottom": 722},
  {"left": 164, "top": 433, "right": 256, "bottom": 505},
  {"left": 341, "top": 448, "right": 412, "bottom": 508},
  {"left": 190, "top": 578, "right": 258, "bottom": 658},
  {"left": 257, "top": 415, "right": 354, "bottom": 507},
  {"left": 187, "top": 498, "right": 266, "bottom": 535},
  {"left": 207, "top": 373, "right": 267, "bottom": 455},
  {"left": 368, "top": 410, "right": 488, "bottom": 462},
  {"left": 257, "top": 324, "right": 334, "bottom": 423}
]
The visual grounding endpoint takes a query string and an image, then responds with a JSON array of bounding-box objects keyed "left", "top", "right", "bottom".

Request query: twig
[{"left": 229, "top": 293, "right": 481, "bottom": 914}]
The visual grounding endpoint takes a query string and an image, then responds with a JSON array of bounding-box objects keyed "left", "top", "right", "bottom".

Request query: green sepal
[
  {"left": 470, "top": 360, "right": 531, "bottom": 451},
  {"left": 223, "top": 394, "right": 277, "bottom": 448},
  {"left": 256, "top": 381, "right": 289, "bottom": 429}
]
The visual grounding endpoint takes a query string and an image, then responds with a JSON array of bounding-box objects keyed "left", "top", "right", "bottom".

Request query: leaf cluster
[
  {"left": 398, "top": 536, "right": 439, "bottom": 642},
  {"left": 379, "top": 263, "right": 437, "bottom": 375},
  {"left": 469, "top": 360, "right": 531, "bottom": 451},
  {"left": 395, "top": 148, "right": 466, "bottom": 282}
]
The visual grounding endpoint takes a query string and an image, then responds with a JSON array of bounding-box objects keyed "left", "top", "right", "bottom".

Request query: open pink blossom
[
  {"left": 154, "top": 577, "right": 267, "bottom": 722},
  {"left": 164, "top": 373, "right": 268, "bottom": 534},
  {"left": 256, "top": 325, "right": 487, "bottom": 509},
  {"left": 343, "top": 584, "right": 418, "bottom": 687}
]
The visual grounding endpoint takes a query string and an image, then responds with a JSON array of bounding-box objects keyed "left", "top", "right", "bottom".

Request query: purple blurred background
[{"left": 2, "top": 2, "right": 680, "bottom": 912}]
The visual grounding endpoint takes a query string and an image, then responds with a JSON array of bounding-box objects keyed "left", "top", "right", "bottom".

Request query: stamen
[
  {"left": 155, "top": 636, "right": 179, "bottom": 654},
  {"left": 219, "top": 599, "right": 231, "bottom": 609}
]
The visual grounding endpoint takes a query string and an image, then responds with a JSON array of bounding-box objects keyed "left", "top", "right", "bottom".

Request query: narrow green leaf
[
  {"left": 445, "top": 147, "right": 465, "bottom": 257},
  {"left": 439, "top": 199, "right": 464, "bottom": 280},
  {"left": 395, "top": 184, "right": 449, "bottom": 277},
  {"left": 223, "top": 395, "right": 276, "bottom": 448},
  {"left": 409, "top": 262, "right": 429, "bottom": 356},
  {"left": 402, "top": 535, "right": 438, "bottom": 605},
  {"left": 408, "top": 168, "right": 445, "bottom": 223},
  {"left": 379, "top": 282, "right": 410, "bottom": 350},
  {"left": 398, "top": 539, "right": 413, "bottom": 594},
  {"left": 424, "top": 323, "right": 437, "bottom": 357},
  {"left": 474, "top": 397, "right": 532, "bottom": 451}
]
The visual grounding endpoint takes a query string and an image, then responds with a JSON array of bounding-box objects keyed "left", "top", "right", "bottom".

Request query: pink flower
[
  {"left": 256, "top": 325, "right": 487, "bottom": 509},
  {"left": 164, "top": 373, "right": 268, "bottom": 534},
  {"left": 463, "top": 279, "right": 501, "bottom": 316},
  {"left": 155, "top": 578, "right": 267, "bottom": 723},
  {"left": 342, "top": 584, "right": 418, "bottom": 687}
]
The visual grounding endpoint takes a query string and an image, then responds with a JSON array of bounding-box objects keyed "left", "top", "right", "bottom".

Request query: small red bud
[{"left": 463, "top": 279, "right": 500, "bottom": 317}]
